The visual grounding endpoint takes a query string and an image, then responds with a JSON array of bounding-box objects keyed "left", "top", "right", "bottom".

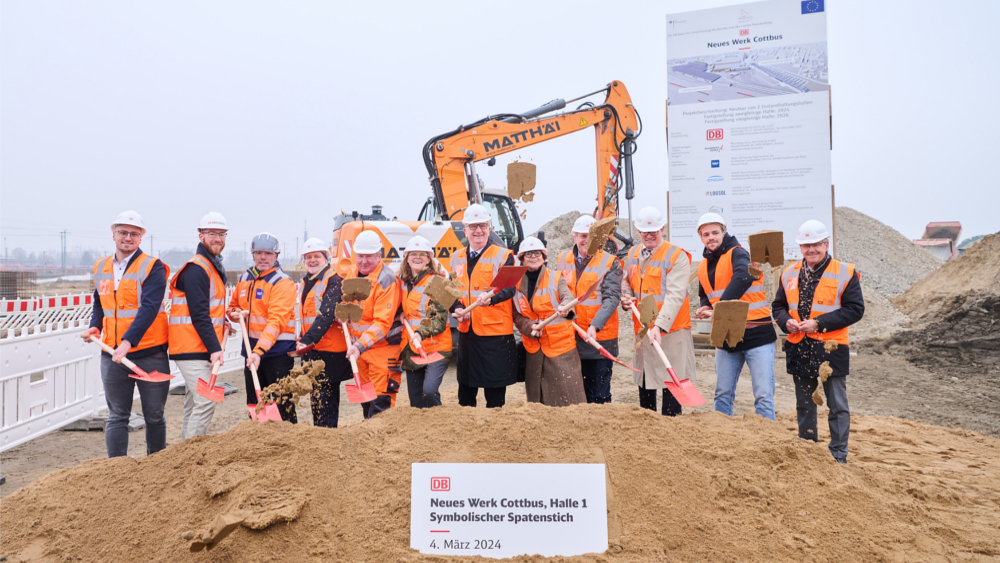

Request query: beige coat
[
  {"left": 623, "top": 241, "right": 697, "bottom": 390},
  {"left": 513, "top": 267, "right": 587, "bottom": 407}
]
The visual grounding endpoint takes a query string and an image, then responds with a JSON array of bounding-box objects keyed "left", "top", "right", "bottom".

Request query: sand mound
[
  {"left": 3, "top": 404, "right": 999, "bottom": 562},
  {"left": 533, "top": 211, "right": 631, "bottom": 264},
  {"left": 878, "top": 232, "right": 1000, "bottom": 369}
]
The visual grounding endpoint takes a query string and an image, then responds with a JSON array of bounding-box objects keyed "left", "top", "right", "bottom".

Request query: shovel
[
  {"left": 196, "top": 325, "right": 230, "bottom": 403},
  {"left": 398, "top": 313, "right": 445, "bottom": 366},
  {"left": 628, "top": 302, "right": 705, "bottom": 408},
  {"left": 83, "top": 334, "right": 174, "bottom": 382},
  {"left": 570, "top": 321, "right": 640, "bottom": 373},
  {"left": 452, "top": 265, "right": 528, "bottom": 318},
  {"left": 287, "top": 343, "right": 315, "bottom": 358},
  {"left": 341, "top": 321, "right": 378, "bottom": 403},
  {"left": 236, "top": 313, "right": 283, "bottom": 422},
  {"left": 531, "top": 278, "right": 601, "bottom": 332}
]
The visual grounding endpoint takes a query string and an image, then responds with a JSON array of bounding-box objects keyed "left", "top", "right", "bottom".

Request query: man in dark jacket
[
  {"left": 694, "top": 213, "right": 777, "bottom": 420},
  {"left": 772, "top": 219, "right": 865, "bottom": 464},
  {"left": 168, "top": 212, "right": 230, "bottom": 439}
]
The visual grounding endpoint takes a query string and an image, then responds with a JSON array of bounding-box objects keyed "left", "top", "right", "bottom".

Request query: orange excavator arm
[{"left": 423, "top": 80, "right": 641, "bottom": 226}]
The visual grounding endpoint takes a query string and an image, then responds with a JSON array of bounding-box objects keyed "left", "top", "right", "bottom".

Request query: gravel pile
[{"left": 532, "top": 211, "right": 630, "bottom": 265}]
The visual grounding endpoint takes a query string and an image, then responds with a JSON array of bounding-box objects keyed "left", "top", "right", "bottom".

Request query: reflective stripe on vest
[
  {"left": 696, "top": 247, "right": 771, "bottom": 319},
  {"left": 453, "top": 244, "right": 514, "bottom": 336},
  {"left": 626, "top": 242, "right": 691, "bottom": 333},
  {"left": 94, "top": 253, "right": 170, "bottom": 351},
  {"left": 782, "top": 259, "right": 855, "bottom": 345},
  {"left": 168, "top": 254, "right": 227, "bottom": 355},
  {"left": 514, "top": 268, "right": 575, "bottom": 357}
]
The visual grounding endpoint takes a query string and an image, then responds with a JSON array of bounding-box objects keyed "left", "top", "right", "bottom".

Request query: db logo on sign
[
  {"left": 740, "top": 29, "right": 749, "bottom": 36},
  {"left": 706, "top": 129, "right": 723, "bottom": 141},
  {"left": 431, "top": 477, "right": 451, "bottom": 491}
]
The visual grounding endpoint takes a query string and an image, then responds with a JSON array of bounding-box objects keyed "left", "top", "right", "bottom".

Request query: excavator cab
[{"left": 417, "top": 190, "right": 521, "bottom": 251}]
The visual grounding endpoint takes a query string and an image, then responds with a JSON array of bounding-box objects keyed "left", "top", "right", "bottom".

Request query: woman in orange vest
[
  {"left": 621, "top": 206, "right": 696, "bottom": 416},
  {"left": 693, "top": 213, "right": 777, "bottom": 421},
  {"left": 772, "top": 220, "right": 864, "bottom": 464},
  {"left": 81, "top": 210, "right": 171, "bottom": 458},
  {"left": 512, "top": 237, "right": 586, "bottom": 407},
  {"left": 398, "top": 235, "right": 452, "bottom": 408},
  {"left": 295, "top": 238, "right": 351, "bottom": 428}
]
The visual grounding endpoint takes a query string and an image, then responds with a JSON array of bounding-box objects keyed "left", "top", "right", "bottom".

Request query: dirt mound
[
  {"left": 532, "top": 211, "right": 630, "bottom": 265},
  {"left": 878, "top": 232, "right": 1000, "bottom": 369},
  {"left": 3, "top": 404, "right": 999, "bottom": 562}
]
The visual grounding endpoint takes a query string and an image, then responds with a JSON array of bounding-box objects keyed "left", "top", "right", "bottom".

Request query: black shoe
[{"left": 835, "top": 458, "right": 847, "bottom": 464}]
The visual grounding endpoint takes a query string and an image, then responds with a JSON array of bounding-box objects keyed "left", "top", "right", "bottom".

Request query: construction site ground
[{"left": 3, "top": 347, "right": 997, "bottom": 500}]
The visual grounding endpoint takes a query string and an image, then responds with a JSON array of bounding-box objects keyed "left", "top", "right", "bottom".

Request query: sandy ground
[{"left": 3, "top": 348, "right": 997, "bottom": 499}]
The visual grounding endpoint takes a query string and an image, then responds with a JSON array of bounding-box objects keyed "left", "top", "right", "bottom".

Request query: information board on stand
[
  {"left": 667, "top": 0, "right": 832, "bottom": 261},
  {"left": 410, "top": 463, "right": 608, "bottom": 558}
]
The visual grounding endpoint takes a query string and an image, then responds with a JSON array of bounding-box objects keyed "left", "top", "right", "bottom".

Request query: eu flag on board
[{"left": 801, "top": 0, "right": 824, "bottom": 14}]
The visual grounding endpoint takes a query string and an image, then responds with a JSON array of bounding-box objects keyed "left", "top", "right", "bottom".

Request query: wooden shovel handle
[
  {"left": 399, "top": 313, "right": 428, "bottom": 357},
  {"left": 236, "top": 313, "right": 263, "bottom": 393},
  {"left": 90, "top": 337, "right": 142, "bottom": 371},
  {"left": 451, "top": 288, "right": 496, "bottom": 318},
  {"left": 341, "top": 322, "right": 360, "bottom": 375}
]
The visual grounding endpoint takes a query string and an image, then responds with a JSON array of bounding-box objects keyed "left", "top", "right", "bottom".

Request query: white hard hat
[
  {"left": 517, "top": 236, "right": 546, "bottom": 256},
  {"left": 634, "top": 206, "right": 666, "bottom": 233},
  {"left": 696, "top": 212, "right": 726, "bottom": 233},
  {"left": 353, "top": 230, "right": 383, "bottom": 254},
  {"left": 571, "top": 214, "right": 596, "bottom": 234},
  {"left": 251, "top": 232, "right": 280, "bottom": 253},
  {"left": 301, "top": 237, "right": 330, "bottom": 258},
  {"left": 462, "top": 204, "right": 492, "bottom": 225},
  {"left": 403, "top": 235, "right": 434, "bottom": 255},
  {"left": 112, "top": 210, "right": 145, "bottom": 232},
  {"left": 796, "top": 219, "right": 831, "bottom": 245},
  {"left": 199, "top": 212, "right": 228, "bottom": 231}
]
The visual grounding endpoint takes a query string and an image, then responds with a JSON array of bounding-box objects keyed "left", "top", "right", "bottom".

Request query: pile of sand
[
  {"left": 880, "top": 232, "right": 1000, "bottom": 369},
  {"left": 3, "top": 404, "right": 998, "bottom": 562},
  {"left": 532, "top": 212, "right": 631, "bottom": 263}
]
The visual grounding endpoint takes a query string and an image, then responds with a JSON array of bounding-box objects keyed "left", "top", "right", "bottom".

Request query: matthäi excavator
[{"left": 330, "top": 80, "right": 643, "bottom": 276}]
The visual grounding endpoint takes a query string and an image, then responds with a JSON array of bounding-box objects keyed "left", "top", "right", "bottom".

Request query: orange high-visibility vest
[
  {"left": 92, "top": 253, "right": 170, "bottom": 351},
  {"left": 624, "top": 242, "right": 691, "bottom": 334},
  {"left": 696, "top": 247, "right": 771, "bottom": 321},
  {"left": 301, "top": 267, "right": 347, "bottom": 353},
  {"left": 781, "top": 259, "right": 856, "bottom": 346},
  {"left": 556, "top": 250, "right": 620, "bottom": 341},
  {"left": 228, "top": 266, "right": 296, "bottom": 356},
  {"left": 451, "top": 244, "right": 514, "bottom": 336},
  {"left": 400, "top": 272, "right": 452, "bottom": 356},
  {"left": 514, "top": 267, "right": 576, "bottom": 357},
  {"left": 346, "top": 261, "right": 401, "bottom": 354},
  {"left": 167, "top": 254, "right": 226, "bottom": 355}
]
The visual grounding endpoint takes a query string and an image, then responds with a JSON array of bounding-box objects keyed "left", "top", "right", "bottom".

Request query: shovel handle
[
  {"left": 452, "top": 288, "right": 496, "bottom": 318},
  {"left": 399, "top": 313, "right": 429, "bottom": 359},
  {"left": 341, "top": 322, "right": 361, "bottom": 376},
  {"left": 88, "top": 336, "right": 143, "bottom": 371},
  {"left": 236, "top": 313, "right": 264, "bottom": 393},
  {"left": 650, "top": 340, "right": 683, "bottom": 386}
]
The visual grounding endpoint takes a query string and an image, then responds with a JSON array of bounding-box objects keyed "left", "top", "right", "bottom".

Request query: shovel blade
[
  {"left": 127, "top": 368, "right": 174, "bottom": 383},
  {"left": 409, "top": 351, "right": 445, "bottom": 366},
  {"left": 248, "top": 390, "right": 283, "bottom": 422},
  {"left": 195, "top": 379, "right": 226, "bottom": 403},
  {"left": 345, "top": 382, "right": 378, "bottom": 403},
  {"left": 664, "top": 379, "right": 706, "bottom": 407}
]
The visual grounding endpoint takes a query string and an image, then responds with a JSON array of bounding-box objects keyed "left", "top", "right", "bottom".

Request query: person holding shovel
[
  {"left": 772, "top": 219, "right": 864, "bottom": 464},
  {"left": 227, "top": 232, "right": 298, "bottom": 422},
  {"left": 621, "top": 206, "right": 696, "bottom": 416},
  {"left": 295, "top": 238, "right": 352, "bottom": 428},
  {"left": 344, "top": 230, "right": 403, "bottom": 418},
  {"left": 693, "top": 212, "right": 777, "bottom": 421},
  {"left": 168, "top": 212, "right": 232, "bottom": 439},
  {"left": 398, "top": 235, "right": 452, "bottom": 408},
  {"left": 82, "top": 210, "right": 171, "bottom": 458},
  {"left": 555, "top": 214, "right": 623, "bottom": 404},
  {"left": 452, "top": 204, "right": 518, "bottom": 408},
  {"left": 513, "top": 236, "right": 587, "bottom": 406}
]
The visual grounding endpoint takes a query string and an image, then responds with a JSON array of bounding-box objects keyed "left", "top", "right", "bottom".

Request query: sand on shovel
[
  {"left": 425, "top": 275, "right": 464, "bottom": 311},
  {"left": 507, "top": 161, "right": 536, "bottom": 202},
  {"left": 632, "top": 294, "right": 658, "bottom": 344},
  {"left": 342, "top": 278, "right": 372, "bottom": 302},
  {"left": 748, "top": 230, "right": 785, "bottom": 268},
  {"left": 335, "top": 303, "right": 363, "bottom": 323},
  {"left": 710, "top": 300, "right": 749, "bottom": 348},
  {"left": 587, "top": 216, "right": 619, "bottom": 257},
  {"left": 256, "top": 360, "right": 325, "bottom": 415}
]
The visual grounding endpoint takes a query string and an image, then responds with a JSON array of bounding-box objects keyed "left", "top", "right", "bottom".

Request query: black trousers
[
  {"left": 305, "top": 350, "right": 352, "bottom": 428},
  {"left": 793, "top": 373, "right": 850, "bottom": 461},
  {"left": 244, "top": 355, "right": 297, "bottom": 423},
  {"left": 638, "top": 376, "right": 681, "bottom": 416},
  {"left": 457, "top": 382, "right": 506, "bottom": 408},
  {"left": 581, "top": 358, "right": 613, "bottom": 404}
]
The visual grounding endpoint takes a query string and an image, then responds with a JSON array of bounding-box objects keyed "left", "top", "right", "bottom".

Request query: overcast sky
[{"left": 2, "top": 0, "right": 997, "bottom": 258}]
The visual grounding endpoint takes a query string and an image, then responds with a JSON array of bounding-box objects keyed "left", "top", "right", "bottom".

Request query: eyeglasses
[
  {"left": 115, "top": 230, "right": 142, "bottom": 239},
  {"left": 522, "top": 251, "right": 544, "bottom": 258},
  {"left": 799, "top": 241, "right": 828, "bottom": 250},
  {"left": 465, "top": 223, "right": 489, "bottom": 233},
  {"left": 200, "top": 230, "right": 228, "bottom": 239}
]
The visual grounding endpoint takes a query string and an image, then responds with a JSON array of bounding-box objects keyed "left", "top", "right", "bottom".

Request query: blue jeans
[
  {"left": 101, "top": 350, "right": 170, "bottom": 457},
  {"left": 714, "top": 342, "right": 776, "bottom": 420}
]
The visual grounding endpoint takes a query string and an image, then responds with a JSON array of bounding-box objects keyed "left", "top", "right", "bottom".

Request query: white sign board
[
  {"left": 410, "top": 463, "right": 608, "bottom": 558},
  {"left": 667, "top": 0, "right": 831, "bottom": 260}
]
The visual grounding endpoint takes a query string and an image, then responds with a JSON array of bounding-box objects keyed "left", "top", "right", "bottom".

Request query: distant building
[
  {"left": 672, "top": 63, "right": 721, "bottom": 83},
  {"left": 913, "top": 221, "right": 962, "bottom": 260},
  {"left": 957, "top": 235, "right": 985, "bottom": 256}
]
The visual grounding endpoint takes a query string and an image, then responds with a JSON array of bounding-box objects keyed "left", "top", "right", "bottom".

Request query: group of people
[{"left": 86, "top": 202, "right": 863, "bottom": 465}]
